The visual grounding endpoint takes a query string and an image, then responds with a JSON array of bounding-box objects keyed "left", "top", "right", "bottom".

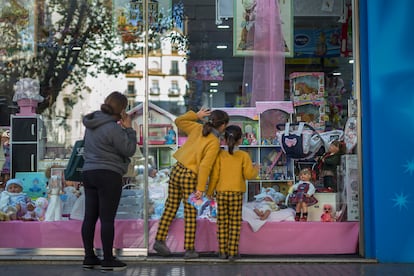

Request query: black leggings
[{"left": 81, "top": 170, "right": 123, "bottom": 260}]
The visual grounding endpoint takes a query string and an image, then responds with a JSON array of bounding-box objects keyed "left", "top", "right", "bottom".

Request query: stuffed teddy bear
[{"left": 320, "top": 203, "right": 335, "bottom": 222}]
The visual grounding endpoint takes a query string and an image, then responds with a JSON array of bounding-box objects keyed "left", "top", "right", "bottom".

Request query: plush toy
[
  {"left": 321, "top": 203, "right": 335, "bottom": 222},
  {"left": 21, "top": 201, "right": 38, "bottom": 221},
  {"left": 34, "top": 197, "right": 48, "bottom": 221},
  {"left": 164, "top": 127, "right": 176, "bottom": 145}
]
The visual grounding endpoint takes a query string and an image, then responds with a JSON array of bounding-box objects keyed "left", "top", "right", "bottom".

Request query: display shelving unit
[
  {"left": 220, "top": 101, "right": 295, "bottom": 202},
  {"left": 128, "top": 102, "right": 178, "bottom": 170}
]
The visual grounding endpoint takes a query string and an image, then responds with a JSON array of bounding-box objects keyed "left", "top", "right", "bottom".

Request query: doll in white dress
[
  {"left": 70, "top": 185, "right": 85, "bottom": 220},
  {"left": 44, "top": 175, "right": 63, "bottom": 221},
  {"left": 62, "top": 182, "right": 79, "bottom": 217}
]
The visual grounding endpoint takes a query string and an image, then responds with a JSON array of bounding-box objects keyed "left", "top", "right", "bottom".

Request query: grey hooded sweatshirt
[{"left": 82, "top": 111, "right": 137, "bottom": 176}]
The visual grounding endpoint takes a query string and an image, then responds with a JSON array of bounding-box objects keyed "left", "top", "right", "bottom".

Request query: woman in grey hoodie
[{"left": 81, "top": 91, "right": 137, "bottom": 272}]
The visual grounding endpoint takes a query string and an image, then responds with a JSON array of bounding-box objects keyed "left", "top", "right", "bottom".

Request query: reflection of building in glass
[
  {"left": 117, "top": 0, "right": 188, "bottom": 113},
  {"left": 124, "top": 34, "right": 187, "bottom": 113}
]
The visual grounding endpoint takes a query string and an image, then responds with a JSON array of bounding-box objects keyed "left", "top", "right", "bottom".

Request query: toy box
[
  {"left": 290, "top": 72, "right": 326, "bottom": 131},
  {"left": 338, "top": 154, "right": 359, "bottom": 221}
]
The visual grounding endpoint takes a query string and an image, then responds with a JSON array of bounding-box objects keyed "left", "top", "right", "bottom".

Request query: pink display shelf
[
  {"left": 0, "top": 219, "right": 359, "bottom": 255},
  {"left": 218, "top": 101, "right": 294, "bottom": 120}
]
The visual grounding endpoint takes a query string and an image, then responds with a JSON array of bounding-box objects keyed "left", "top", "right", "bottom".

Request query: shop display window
[{"left": 0, "top": 0, "right": 359, "bottom": 258}]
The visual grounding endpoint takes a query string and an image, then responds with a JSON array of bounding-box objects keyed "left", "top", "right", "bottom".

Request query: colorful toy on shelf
[
  {"left": 289, "top": 72, "right": 326, "bottom": 131},
  {"left": 321, "top": 203, "right": 335, "bottom": 222},
  {"left": 164, "top": 127, "right": 176, "bottom": 145},
  {"left": 34, "top": 197, "right": 48, "bottom": 221}
]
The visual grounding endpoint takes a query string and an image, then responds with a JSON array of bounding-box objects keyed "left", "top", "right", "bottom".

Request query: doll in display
[
  {"left": 320, "top": 203, "right": 335, "bottom": 222},
  {"left": 288, "top": 168, "right": 317, "bottom": 222},
  {"left": 62, "top": 181, "right": 80, "bottom": 217},
  {"left": 1, "top": 130, "right": 10, "bottom": 186},
  {"left": 70, "top": 184, "right": 85, "bottom": 220},
  {"left": 164, "top": 127, "right": 176, "bottom": 145},
  {"left": 44, "top": 175, "right": 63, "bottom": 221},
  {"left": 317, "top": 139, "right": 345, "bottom": 192},
  {"left": 0, "top": 178, "right": 32, "bottom": 220},
  {"left": 253, "top": 188, "right": 281, "bottom": 220},
  {"left": 21, "top": 201, "right": 38, "bottom": 221},
  {"left": 34, "top": 197, "right": 48, "bottom": 221}
]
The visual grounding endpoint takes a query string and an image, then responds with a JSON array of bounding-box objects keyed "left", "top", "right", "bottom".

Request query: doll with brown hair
[
  {"left": 288, "top": 168, "right": 317, "bottom": 222},
  {"left": 317, "top": 140, "right": 345, "bottom": 192}
]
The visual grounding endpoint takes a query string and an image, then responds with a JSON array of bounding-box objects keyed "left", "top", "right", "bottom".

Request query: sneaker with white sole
[{"left": 101, "top": 258, "right": 127, "bottom": 272}]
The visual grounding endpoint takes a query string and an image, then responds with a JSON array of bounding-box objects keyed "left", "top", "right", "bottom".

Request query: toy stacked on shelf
[
  {"left": 220, "top": 102, "right": 295, "bottom": 202},
  {"left": 289, "top": 72, "right": 326, "bottom": 131}
]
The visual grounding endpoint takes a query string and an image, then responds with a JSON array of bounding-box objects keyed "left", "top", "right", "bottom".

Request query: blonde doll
[{"left": 44, "top": 175, "right": 63, "bottom": 221}]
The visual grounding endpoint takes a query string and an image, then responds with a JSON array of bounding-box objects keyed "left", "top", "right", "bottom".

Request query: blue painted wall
[{"left": 360, "top": 0, "right": 414, "bottom": 262}]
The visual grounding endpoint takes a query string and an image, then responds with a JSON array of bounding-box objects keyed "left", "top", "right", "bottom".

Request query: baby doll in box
[{"left": 0, "top": 178, "right": 32, "bottom": 220}]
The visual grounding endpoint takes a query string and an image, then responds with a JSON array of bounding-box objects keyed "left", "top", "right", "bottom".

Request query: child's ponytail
[{"left": 224, "top": 125, "right": 243, "bottom": 154}]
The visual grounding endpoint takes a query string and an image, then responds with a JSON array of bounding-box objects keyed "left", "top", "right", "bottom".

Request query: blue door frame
[{"left": 360, "top": 0, "right": 414, "bottom": 262}]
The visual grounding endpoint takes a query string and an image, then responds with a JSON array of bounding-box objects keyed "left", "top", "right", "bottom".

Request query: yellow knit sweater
[
  {"left": 173, "top": 111, "right": 221, "bottom": 192},
  {"left": 207, "top": 148, "right": 259, "bottom": 195}
]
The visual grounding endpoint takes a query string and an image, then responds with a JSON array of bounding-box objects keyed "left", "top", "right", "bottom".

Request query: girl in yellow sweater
[
  {"left": 153, "top": 108, "right": 229, "bottom": 259},
  {"left": 207, "top": 125, "right": 259, "bottom": 261}
]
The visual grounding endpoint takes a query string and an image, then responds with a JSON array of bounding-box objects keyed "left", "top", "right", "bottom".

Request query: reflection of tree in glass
[{"left": 0, "top": 0, "right": 188, "bottom": 119}]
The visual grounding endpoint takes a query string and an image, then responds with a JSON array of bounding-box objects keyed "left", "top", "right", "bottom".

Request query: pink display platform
[{"left": 0, "top": 219, "right": 359, "bottom": 255}]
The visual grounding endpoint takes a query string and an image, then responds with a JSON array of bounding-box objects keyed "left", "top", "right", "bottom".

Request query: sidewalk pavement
[{"left": 1, "top": 257, "right": 414, "bottom": 276}]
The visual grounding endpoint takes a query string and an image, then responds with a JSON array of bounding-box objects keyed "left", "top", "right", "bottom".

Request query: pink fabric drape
[{"left": 242, "top": 0, "right": 286, "bottom": 106}]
